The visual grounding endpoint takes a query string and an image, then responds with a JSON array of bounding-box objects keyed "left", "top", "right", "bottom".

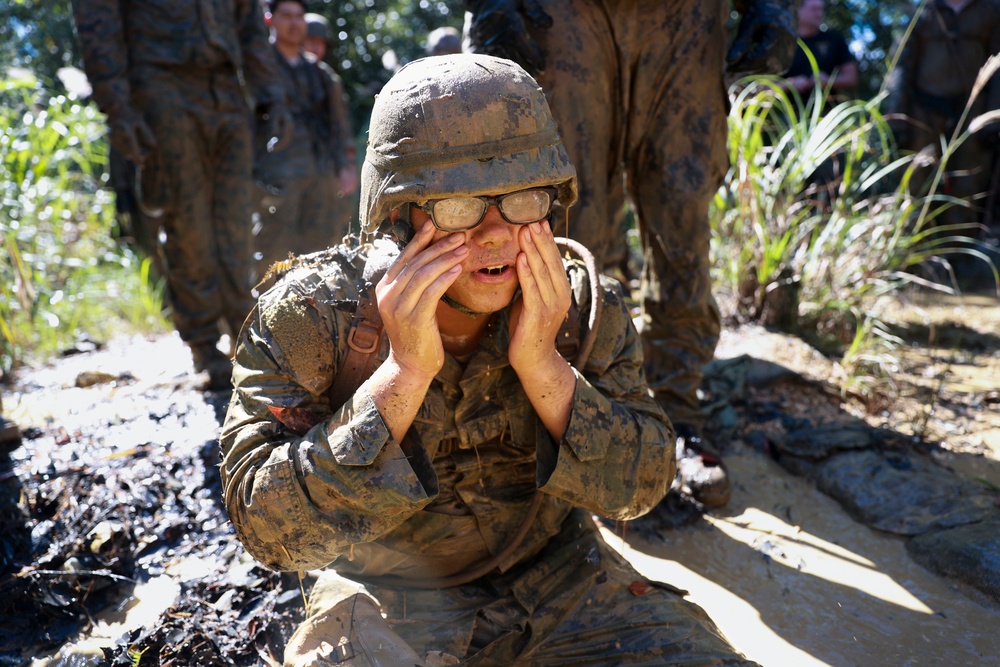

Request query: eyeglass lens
[{"left": 432, "top": 189, "right": 553, "bottom": 231}]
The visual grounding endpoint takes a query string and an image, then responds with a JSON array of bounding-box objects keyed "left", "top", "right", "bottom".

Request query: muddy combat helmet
[{"left": 359, "top": 53, "right": 577, "bottom": 237}]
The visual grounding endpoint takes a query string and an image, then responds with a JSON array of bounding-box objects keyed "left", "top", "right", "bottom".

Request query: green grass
[
  {"left": 0, "top": 73, "right": 168, "bottom": 375},
  {"left": 709, "top": 51, "right": 1000, "bottom": 400}
]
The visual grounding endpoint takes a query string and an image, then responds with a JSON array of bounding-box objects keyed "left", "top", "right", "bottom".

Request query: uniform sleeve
[
  {"left": 220, "top": 273, "right": 437, "bottom": 572},
  {"left": 235, "top": 0, "right": 287, "bottom": 107},
  {"left": 536, "top": 275, "right": 676, "bottom": 521},
  {"left": 71, "top": 0, "right": 131, "bottom": 117}
]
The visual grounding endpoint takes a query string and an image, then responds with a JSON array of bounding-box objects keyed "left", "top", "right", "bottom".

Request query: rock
[
  {"left": 907, "top": 518, "right": 1000, "bottom": 603},
  {"left": 815, "top": 450, "right": 998, "bottom": 535}
]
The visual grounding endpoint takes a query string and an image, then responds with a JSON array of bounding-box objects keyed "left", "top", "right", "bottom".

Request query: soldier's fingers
[
  {"left": 394, "top": 242, "right": 468, "bottom": 314},
  {"left": 385, "top": 221, "right": 437, "bottom": 281},
  {"left": 521, "top": 222, "right": 566, "bottom": 306}
]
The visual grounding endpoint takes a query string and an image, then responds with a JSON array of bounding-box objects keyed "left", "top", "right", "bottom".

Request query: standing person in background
[
  {"left": 72, "top": 0, "right": 290, "bottom": 391},
  {"left": 782, "top": 0, "right": 858, "bottom": 101},
  {"left": 254, "top": 1, "right": 358, "bottom": 282},
  {"left": 464, "top": 0, "right": 796, "bottom": 510},
  {"left": 885, "top": 0, "right": 1000, "bottom": 278},
  {"left": 303, "top": 12, "right": 358, "bottom": 199}
]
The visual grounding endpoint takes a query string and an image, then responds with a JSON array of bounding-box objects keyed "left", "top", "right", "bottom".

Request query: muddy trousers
[
  {"left": 285, "top": 512, "right": 755, "bottom": 666},
  {"left": 526, "top": 0, "right": 728, "bottom": 426},
  {"left": 252, "top": 171, "right": 349, "bottom": 282},
  {"left": 131, "top": 65, "right": 257, "bottom": 347}
]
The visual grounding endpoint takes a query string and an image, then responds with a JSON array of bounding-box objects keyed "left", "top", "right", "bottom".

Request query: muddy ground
[{"left": 2, "top": 288, "right": 999, "bottom": 667}]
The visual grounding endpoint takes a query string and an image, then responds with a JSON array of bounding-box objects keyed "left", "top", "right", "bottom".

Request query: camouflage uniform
[
  {"left": 467, "top": 0, "right": 795, "bottom": 429},
  {"left": 253, "top": 46, "right": 356, "bottom": 277},
  {"left": 72, "top": 0, "right": 286, "bottom": 350},
  {"left": 220, "top": 245, "right": 753, "bottom": 664},
  {"left": 885, "top": 0, "right": 1000, "bottom": 233}
]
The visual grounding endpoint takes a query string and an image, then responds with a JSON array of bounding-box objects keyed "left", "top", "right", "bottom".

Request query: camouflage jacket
[
  {"left": 254, "top": 48, "right": 355, "bottom": 184},
  {"left": 220, "top": 242, "right": 675, "bottom": 581},
  {"left": 72, "top": 0, "right": 285, "bottom": 118}
]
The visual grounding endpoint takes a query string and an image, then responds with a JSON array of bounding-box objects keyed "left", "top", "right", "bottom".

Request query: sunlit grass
[
  {"left": 710, "top": 53, "right": 998, "bottom": 401},
  {"left": 0, "top": 74, "right": 168, "bottom": 374}
]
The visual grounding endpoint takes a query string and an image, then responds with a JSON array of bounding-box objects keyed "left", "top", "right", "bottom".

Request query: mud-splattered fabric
[
  {"left": 217, "top": 241, "right": 756, "bottom": 663},
  {"left": 72, "top": 0, "right": 285, "bottom": 344},
  {"left": 487, "top": 0, "right": 755, "bottom": 427},
  {"left": 253, "top": 48, "right": 357, "bottom": 276}
]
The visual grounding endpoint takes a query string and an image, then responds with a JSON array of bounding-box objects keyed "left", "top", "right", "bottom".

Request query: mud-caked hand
[
  {"left": 726, "top": 0, "right": 797, "bottom": 76},
  {"left": 260, "top": 102, "right": 293, "bottom": 152},
  {"left": 108, "top": 107, "right": 156, "bottom": 167},
  {"left": 508, "top": 220, "right": 571, "bottom": 373},
  {"left": 464, "top": 0, "right": 553, "bottom": 76},
  {"left": 376, "top": 220, "right": 468, "bottom": 381}
]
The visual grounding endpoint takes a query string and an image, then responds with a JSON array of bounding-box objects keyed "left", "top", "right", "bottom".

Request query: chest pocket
[{"left": 495, "top": 380, "right": 537, "bottom": 453}]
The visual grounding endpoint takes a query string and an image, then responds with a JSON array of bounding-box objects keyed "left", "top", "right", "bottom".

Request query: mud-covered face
[{"left": 410, "top": 203, "right": 523, "bottom": 316}]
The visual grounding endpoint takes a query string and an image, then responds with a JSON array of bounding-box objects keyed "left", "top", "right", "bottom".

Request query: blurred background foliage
[{"left": 0, "top": 74, "right": 167, "bottom": 374}]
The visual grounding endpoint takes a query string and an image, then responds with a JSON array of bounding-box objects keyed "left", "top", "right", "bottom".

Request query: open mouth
[{"left": 479, "top": 265, "right": 508, "bottom": 275}]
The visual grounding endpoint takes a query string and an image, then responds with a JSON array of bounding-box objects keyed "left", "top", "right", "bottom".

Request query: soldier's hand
[
  {"left": 464, "top": 0, "right": 553, "bottom": 77},
  {"left": 108, "top": 108, "right": 156, "bottom": 167},
  {"left": 508, "top": 220, "right": 571, "bottom": 373},
  {"left": 376, "top": 220, "right": 468, "bottom": 381},
  {"left": 260, "top": 103, "right": 293, "bottom": 152},
  {"left": 726, "top": 0, "right": 797, "bottom": 76}
]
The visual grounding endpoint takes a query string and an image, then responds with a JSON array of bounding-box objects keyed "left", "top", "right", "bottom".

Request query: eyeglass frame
[{"left": 415, "top": 187, "right": 559, "bottom": 232}]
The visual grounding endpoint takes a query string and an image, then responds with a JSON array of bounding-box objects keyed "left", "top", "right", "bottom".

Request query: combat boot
[
  {"left": 673, "top": 424, "right": 731, "bottom": 508},
  {"left": 190, "top": 342, "right": 232, "bottom": 392}
]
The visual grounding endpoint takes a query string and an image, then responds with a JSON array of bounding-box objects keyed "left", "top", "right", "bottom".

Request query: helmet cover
[{"left": 360, "top": 53, "right": 577, "bottom": 234}]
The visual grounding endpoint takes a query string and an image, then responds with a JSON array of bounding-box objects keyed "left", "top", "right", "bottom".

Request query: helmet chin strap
[{"left": 441, "top": 292, "right": 490, "bottom": 317}]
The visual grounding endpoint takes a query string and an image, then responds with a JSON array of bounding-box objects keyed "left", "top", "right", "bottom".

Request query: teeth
[{"left": 482, "top": 265, "right": 505, "bottom": 275}]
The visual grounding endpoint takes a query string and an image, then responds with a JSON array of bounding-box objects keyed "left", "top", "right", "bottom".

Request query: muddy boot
[
  {"left": 190, "top": 342, "right": 232, "bottom": 392},
  {"left": 673, "top": 424, "right": 731, "bottom": 508}
]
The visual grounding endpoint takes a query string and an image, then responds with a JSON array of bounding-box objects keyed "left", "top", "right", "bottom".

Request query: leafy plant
[
  {"left": 0, "top": 74, "right": 167, "bottom": 374},
  {"left": 710, "top": 50, "right": 998, "bottom": 400}
]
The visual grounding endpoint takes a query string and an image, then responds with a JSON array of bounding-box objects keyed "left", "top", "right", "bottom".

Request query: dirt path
[
  {"left": 5, "top": 295, "right": 1000, "bottom": 666},
  {"left": 609, "top": 447, "right": 1000, "bottom": 666}
]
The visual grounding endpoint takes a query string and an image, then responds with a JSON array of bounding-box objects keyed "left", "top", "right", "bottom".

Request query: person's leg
[
  {"left": 132, "top": 70, "right": 223, "bottom": 351},
  {"left": 252, "top": 177, "right": 305, "bottom": 281},
  {"left": 523, "top": 517, "right": 756, "bottom": 666},
  {"left": 209, "top": 78, "right": 258, "bottom": 342},
  {"left": 297, "top": 171, "right": 343, "bottom": 253},
  {"left": 623, "top": 0, "right": 730, "bottom": 506},
  {"left": 530, "top": 0, "right": 619, "bottom": 266}
]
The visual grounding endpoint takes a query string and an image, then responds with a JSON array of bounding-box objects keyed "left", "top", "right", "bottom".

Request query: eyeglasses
[{"left": 418, "top": 188, "right": 557, "bottom": 232}]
